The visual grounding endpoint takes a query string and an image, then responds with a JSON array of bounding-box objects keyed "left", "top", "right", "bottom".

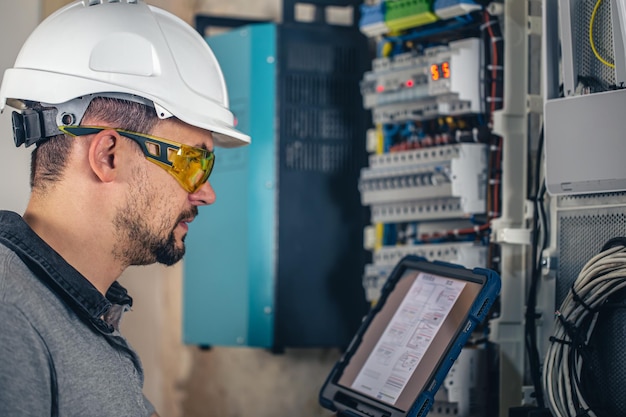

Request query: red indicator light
[
  {"left": 376, "top": 85, "right": 385, "bottom": 93},
  {"left": 405, "top": 79, "right": 415, "bottom": 88}
]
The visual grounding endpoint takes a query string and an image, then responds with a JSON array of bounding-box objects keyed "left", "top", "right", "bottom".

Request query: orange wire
[{"left": 484, "top": 11, "right": 498, "bottom": 116}]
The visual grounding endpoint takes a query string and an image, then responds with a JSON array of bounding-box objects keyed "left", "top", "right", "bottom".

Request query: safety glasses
[{"left": 59, "top": 125, "right": 215, "bottom": 193}]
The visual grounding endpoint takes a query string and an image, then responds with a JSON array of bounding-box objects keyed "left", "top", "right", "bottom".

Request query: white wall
[{"left": 0, "top": 1, "right": 41, "bottom": 213}]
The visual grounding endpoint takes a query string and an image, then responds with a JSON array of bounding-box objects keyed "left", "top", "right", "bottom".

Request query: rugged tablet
[{"left": 319, "top": 255, "right": 501, "bottom": 417}]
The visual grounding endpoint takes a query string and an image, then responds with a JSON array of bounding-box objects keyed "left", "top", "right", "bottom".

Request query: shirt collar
[{"left": 0, "top": 210, "right": 133, "bottom": 333}]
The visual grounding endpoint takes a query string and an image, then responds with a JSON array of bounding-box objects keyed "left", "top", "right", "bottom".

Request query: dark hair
[{"left": 30, "top": 97, "right": 161, "bottom": 190}]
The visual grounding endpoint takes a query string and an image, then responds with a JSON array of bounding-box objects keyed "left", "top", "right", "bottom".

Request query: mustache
[{"left": 176, "top": 206, "right": 199, "bottom": 225}]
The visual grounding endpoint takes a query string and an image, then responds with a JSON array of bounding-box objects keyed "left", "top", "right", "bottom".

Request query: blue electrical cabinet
[
  {"left": 183, "top": 21, "right": 369, "bottom": 350},
  {"left": 184, "top": 24, "right": 276, "bottom": 348}
]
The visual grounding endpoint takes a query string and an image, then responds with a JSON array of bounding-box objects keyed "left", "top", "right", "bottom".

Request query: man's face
[{"left": 112, "top": 120, "right": 215, "bottom": 267}]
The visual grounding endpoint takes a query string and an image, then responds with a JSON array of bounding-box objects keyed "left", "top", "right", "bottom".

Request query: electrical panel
[
  {"left": 355, "top": 0, "right": 502, "bottom": 304},
  {"left": 354, "top": 1, "right": 502, "bottom": 415},
  {"left": 183, "top": 20, "right": 370, "bottom": 350}
]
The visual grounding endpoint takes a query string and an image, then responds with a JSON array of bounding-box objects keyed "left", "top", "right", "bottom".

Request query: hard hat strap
[
  {"left": 12, "top": 108, "right": 61, "bottom": 147},
  {"left": 11, "top": 92, "right": 156, "bottom": 148}
]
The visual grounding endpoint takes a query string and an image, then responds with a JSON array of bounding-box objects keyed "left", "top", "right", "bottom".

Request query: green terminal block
[{"left": 385, "top": 0, "right": 438, "bottom": 32}]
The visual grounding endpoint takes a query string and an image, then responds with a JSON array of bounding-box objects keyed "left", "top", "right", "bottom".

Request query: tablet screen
[{"left": 337, "top": 268, "right": 483, "bottom": 411}]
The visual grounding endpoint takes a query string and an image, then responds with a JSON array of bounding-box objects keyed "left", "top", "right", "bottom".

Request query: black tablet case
[{"left": 319, "top": 255, "right": 501, "bottom": 417}]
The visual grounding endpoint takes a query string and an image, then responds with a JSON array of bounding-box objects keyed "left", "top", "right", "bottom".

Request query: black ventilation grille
[
  {"left": 279, "top": 28, "right": 368, "bottom": 175},
  {"left": 284, "top": 140, "right": 354, "bottom": 173}
]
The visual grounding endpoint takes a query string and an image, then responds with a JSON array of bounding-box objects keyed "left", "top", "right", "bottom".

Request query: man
[{"left": 0, "top": 1, "right": 249, "bottom": 416}]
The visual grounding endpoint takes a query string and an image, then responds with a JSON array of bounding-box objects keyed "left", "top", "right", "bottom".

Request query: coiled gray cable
[{"left": 543, "top": 244, "right": 626, "bottom": 417}]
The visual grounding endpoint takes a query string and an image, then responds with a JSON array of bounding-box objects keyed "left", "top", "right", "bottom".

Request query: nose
[{"left": 188, "top": 180, "right": 216, "bottom": 206}]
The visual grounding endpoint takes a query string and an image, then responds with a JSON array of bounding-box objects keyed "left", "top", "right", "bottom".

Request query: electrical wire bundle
[
  {"left": 480, "top": 10, "right": 504, "bottom": 116},
  {"left": 543, "top": 240, "right": 626, "bottom": 417}
]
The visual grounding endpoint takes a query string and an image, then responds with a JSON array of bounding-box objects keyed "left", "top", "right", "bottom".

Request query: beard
[
  {"left": 113, "top": 196, "right": 198, "bottom": 267},
  {"left": 151, "top": 207, "right": 198, "bottom": 265},
  {"left": 152, "top": 229, "right": 185, "bottom": 266}
]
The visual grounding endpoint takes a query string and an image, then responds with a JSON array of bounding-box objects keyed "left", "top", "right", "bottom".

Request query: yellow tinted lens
[
  {"left": 168, "top": 145, "right": 214, "bottom": 193},
  {"left": 58, "top": 125, "right": 216, "bottom": 194}
]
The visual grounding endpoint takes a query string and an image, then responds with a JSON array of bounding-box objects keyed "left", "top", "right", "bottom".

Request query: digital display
[{"left": 430, "top": 61, "right": 451, "bottom": 81}]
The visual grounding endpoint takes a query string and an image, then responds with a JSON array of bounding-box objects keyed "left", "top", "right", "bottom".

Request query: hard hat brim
[{"left": 0, "top": 68, "right": 251, "bottom": 148}]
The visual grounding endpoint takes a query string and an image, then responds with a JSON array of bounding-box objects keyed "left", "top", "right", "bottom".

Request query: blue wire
[
  {"left": 454, "top": 14, "right": 473, "bottom": 25},
  {"left": 400, "top": 121, "right": 416, "bottom": 138},
  {"left": 384, "top": 16, "right": 476, "bottom": 45},
  {"left": 383, "top": 124, "right": 400, "bottom": 152},
  {"left": 382, "top": 124, "right": 400, "bottom": 136},
  {"left": 383, "top": 224, "right": 397, "bottom": 246}
]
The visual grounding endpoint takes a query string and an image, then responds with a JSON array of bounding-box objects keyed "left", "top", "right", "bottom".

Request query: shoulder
[
  {"left": 0, "top": 257, "right": 53, "bottom": 364},
  {"left": 0, "top": 242, "right": 33, "bottom": 293},
  {"left": 0, "top": 243, "right": 59, "bottom": 312},
  {"left": 0, "top": 242, "right": 79, "bottom": 357},
  {"left": 0, "top": 302, "right": 53, "bottom": 416},
  {"left": 0, "top": 301, "right": 50, "bottom": 358}
]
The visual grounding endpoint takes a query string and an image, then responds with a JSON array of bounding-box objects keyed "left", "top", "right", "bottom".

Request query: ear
[{"left": 87, "top": 129, "right": 121, "bottom": 183}]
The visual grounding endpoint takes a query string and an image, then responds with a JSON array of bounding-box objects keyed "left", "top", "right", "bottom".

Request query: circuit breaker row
[
  {"left": 362, "top": 242, "right": 487, "bottom": 301},
  {"left": 360, "top": 143, "right": 487, "bottom": 209}
]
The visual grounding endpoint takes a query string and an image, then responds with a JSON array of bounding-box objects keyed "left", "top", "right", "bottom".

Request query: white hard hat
[{"left": 0, "top": 0, "right": 250, "bottom": 148}]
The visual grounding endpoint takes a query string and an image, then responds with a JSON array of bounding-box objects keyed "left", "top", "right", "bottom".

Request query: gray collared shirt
[{"left": 0, "top": 210, "right": 155, "bottom": 417}]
